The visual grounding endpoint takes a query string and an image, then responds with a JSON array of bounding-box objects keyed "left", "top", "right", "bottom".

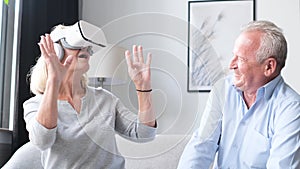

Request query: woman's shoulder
[
  {"left": 23, "top": 94, "right": 42, "bottom": 105},
  {"left": 23, "top": 94, "right": 43, "bottom": 111}
]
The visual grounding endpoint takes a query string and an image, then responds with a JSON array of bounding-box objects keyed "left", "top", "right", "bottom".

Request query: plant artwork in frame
[{"left": 188, "top": 0, "right": 255, "bottom": 92}]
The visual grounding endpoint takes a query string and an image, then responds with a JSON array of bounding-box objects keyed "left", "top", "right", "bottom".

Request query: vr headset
[{"left": 50, "top": 20, "right": 107, "bottom": 59}]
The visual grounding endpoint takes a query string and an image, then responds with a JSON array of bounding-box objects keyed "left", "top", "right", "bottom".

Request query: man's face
[{"left": 229, "top": 31, "right": 266, "bottom": 92}]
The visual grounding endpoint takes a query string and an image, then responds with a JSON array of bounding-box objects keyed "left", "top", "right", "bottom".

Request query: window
[{"left": 0, "top": 0, "right": 21, "bottom": 130}]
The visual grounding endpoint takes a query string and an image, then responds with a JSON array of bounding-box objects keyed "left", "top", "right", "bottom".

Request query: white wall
[
  {"left": 82, "top": 0, "right": 206, "bottom": 135},
  {"left": 82, "top": 0, "right": 300, "bottom": 135}
]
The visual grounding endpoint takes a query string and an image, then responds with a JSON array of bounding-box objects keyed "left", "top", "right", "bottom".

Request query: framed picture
[{"left": 187, "top": 0, "right": 255, "bottom": 92}]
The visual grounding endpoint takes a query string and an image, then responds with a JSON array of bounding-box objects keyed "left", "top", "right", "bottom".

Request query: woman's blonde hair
[{"left": 28, "top": 55, "right": 88, "bottom": 95}]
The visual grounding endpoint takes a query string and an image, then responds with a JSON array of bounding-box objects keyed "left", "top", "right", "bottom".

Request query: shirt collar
[
  {"left": 231, "top": 74, "right": 283, "bottom": 100},
  {"left": 257, "top": 74, "right": 283, "bottom": 100}
]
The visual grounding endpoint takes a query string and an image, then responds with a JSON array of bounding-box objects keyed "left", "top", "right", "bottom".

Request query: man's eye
[{"left": 238, "top": 57, "right": 246, "bottom": 62}]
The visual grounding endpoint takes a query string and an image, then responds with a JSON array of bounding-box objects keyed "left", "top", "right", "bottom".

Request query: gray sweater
[{"left": 23, "top": 87, "right": 157, "bottom": 169}]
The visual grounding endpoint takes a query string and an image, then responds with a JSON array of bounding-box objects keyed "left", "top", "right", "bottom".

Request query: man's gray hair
[{"left": 241, "top": 20, "right": 287, "bottom": 73}]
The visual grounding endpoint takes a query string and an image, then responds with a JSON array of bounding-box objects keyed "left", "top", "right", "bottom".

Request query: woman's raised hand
[
  {"left": 38, "top": 34, "right": 73, "bottom": 84},
  {"left": 125, "top": 45, "right": 152, "bottom": 91}
]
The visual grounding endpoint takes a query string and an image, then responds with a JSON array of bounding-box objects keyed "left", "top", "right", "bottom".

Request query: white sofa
[
  {"left": 2, "top": 135, "right": 190, "bottom": 169},
  {"left": 2, "top": 141, "right": 43, "bottom": 169},
  {"left": 117, "top": 135, "right": 191, "bottom": 169}
]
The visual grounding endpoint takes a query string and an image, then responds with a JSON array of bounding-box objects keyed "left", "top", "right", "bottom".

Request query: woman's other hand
[
  {"left": 38, "top": 34, "right": 73, "bottom": 84},
  {"left": 125, "top": 45, "right": 152, "bottom": 90}
]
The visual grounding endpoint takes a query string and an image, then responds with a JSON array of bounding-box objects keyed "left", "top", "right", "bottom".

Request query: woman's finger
[
  {"left": 125, "top": 50, "right": 133, "bottom": 68},
  {"left": 138, "top": 45, "right": 144, "bottom": 63},
  {"left": 133, "top": 45, "right": 139, "bottom": 63},
  {"left": 146, "top": 52, "right": 152, "bottom": 66},
  {"left": 45, "top": 34, "right": 54, "bottom": 52},
  {"left": 40, "top": 35, "right": 51, "bottom": 54},
  {"left": 63, "top": 55, "right": 74, "bottom": 67},
  {"left": 38, "top": 43, "right": 48, "bottom": 58}
]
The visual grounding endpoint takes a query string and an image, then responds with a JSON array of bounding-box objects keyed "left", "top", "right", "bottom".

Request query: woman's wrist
[
  {"left": 47, "top": 76, "right": 62, "bottom": 85},
  {"left": 136, "top": 89, "right": 152, "bottom": 92},
  {"left": 135, "top": 83, "right": 151, "bottom": 91}
]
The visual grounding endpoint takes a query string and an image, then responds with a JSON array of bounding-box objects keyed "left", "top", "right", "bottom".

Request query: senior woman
[{"left": 22, "top": 21, "right": 156, "bottom": 169}]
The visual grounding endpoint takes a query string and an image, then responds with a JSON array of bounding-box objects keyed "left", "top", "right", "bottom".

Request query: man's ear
[{"left": 264, "top": 57, "right": 277, "bottom": 77}]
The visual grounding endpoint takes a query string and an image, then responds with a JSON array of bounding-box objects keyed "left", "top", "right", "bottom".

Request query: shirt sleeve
[
  {"left": 177, "top": 79, "right": 225, "bottom": 169},
  {"left": 23, "top": 96, "right": 57, "bottom": 150},
  {"left": 267, "top": 100, "right": 300, "bottom": 169},
  {"left": 114, "top": 98, "right": 157, "bottom": 143}
]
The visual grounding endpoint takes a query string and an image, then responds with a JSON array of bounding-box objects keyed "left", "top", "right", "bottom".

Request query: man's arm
[
  {"left": 177, "top": 123, "right": 221, "bottom": 169},
  {"left": 177, "top": 79, "right": 225, "bottom": 169},
  {"left": 267, "top": 101, "right": 300, "bottom": 169}
]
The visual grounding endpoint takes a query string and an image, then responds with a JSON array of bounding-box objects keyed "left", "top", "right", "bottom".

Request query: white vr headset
[{"left": 50, "top": 20, "right": 107, "bottom": 59}]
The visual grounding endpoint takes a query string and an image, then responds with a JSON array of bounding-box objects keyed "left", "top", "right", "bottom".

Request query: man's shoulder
[{"left": 274, "top": 79, "right": 300, "bottom": 102}]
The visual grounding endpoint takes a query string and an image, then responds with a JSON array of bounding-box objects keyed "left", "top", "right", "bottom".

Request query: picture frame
[{"left": 187, "top": 0, "right": 255, "bottom": 92}]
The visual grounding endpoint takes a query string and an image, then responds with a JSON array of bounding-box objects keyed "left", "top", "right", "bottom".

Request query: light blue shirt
[{"left": 177, "top": 75, "right": 300, "bottom": 169}]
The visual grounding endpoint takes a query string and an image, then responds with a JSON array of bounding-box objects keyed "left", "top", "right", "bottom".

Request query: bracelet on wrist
[{"left": 136, "top": 89, "right": 152, "bottom": 92}]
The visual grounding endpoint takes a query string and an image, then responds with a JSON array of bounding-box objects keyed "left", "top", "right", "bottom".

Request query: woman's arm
[
  {"left": 36, "top": 34, "right": 73, "bottom": 129},
  {"left": 125, "top": 45, "right": 156, "bottom": 127}
]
